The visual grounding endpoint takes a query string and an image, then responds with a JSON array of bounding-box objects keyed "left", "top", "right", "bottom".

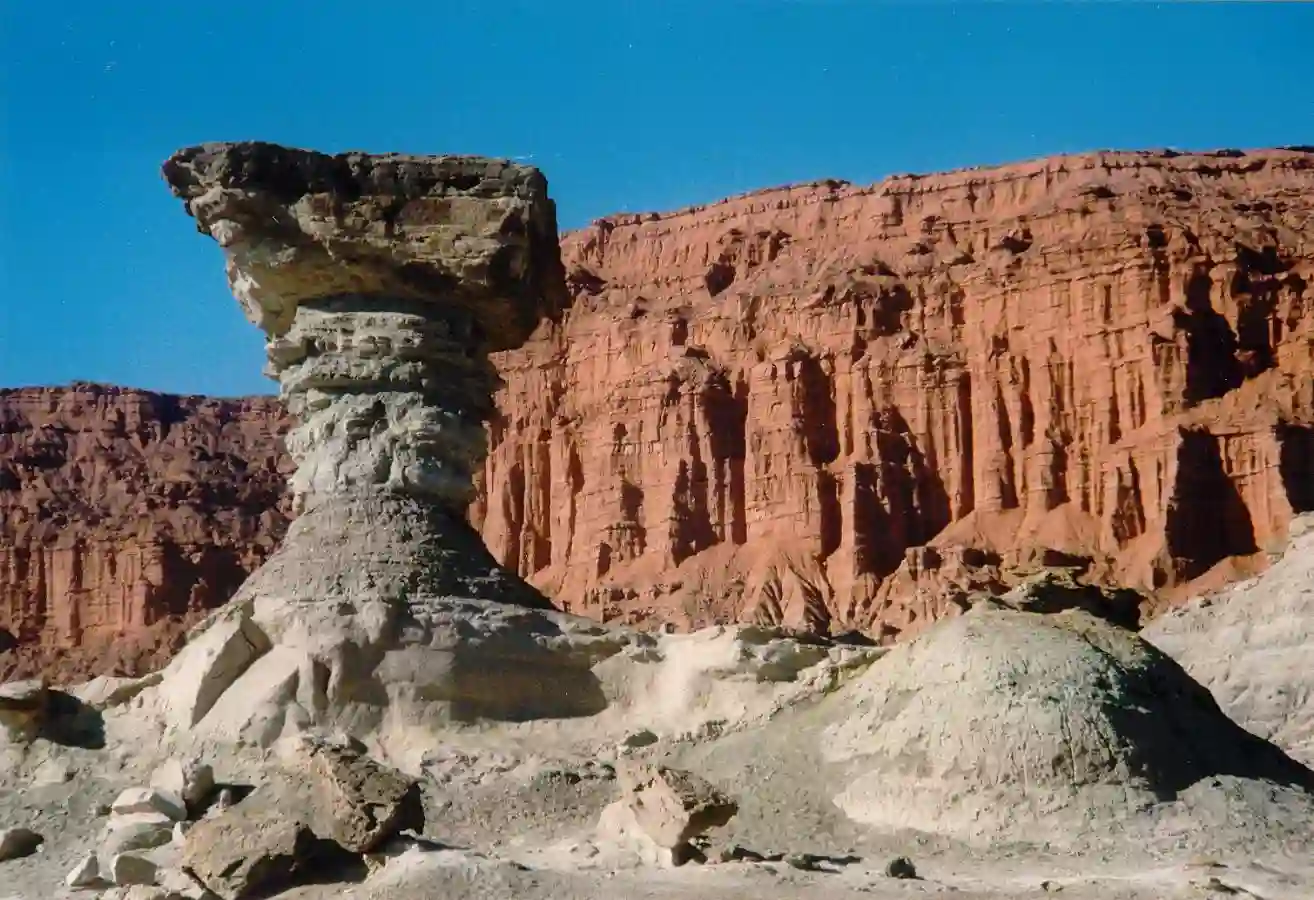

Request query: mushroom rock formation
[
  {"left": 161, "top": 141, "right": 568, "bottom": 613},
  {"left": 151, "top": 142, "right": 616, "bottom": 747}
]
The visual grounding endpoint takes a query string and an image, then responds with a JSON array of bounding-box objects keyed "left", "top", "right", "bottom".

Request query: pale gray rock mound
[{"left": 823, "top": 604, "right": 1314, "bottom": 848}]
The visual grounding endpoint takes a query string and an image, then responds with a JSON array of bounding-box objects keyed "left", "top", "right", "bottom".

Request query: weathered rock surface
[
  {"left": 182, "top": 736, "right": 423, "bottom": 898},
  {"left": 147, "top": 141, "right": 591, "bottom": 747},
  {"left": 598, "top": 761, "right": 738, "bottom": 864},
  {"left": 0, "top": 383, "right": 289, "bottom": 683},
  {"left": 822, "top": 604, "right": 1314, "bottom": 846},
  {"left": 477, "top": 147, "right": 1314, "bottom": 636},
  {"left": 181, "top": 790, "right": 319, "bottom": 900}
]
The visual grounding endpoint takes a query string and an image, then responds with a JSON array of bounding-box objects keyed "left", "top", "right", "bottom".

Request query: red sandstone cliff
[
  {"left": 5, "top": 148, "right": 1314, "bottom": 681},
  {"left": 0, "top": 383, "right": 290, "bottom": 680},
  {"left": 474, "top": 147, "right": 1314, "bottom": 635}
]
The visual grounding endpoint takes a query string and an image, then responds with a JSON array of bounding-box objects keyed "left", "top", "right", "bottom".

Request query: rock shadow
[
  {"left": 1101, "top": 642, "right": 1314, "bottom": 801},
  {"left": 39, "top": 690, "right": 105, "bottom": 750}
]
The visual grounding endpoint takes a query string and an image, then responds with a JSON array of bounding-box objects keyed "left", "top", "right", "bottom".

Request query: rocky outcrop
[
  {"left": 148, "top": 141, "right": 598, "bottom": 749},
  {"left": 476, "top": 147, "right": 1314, "bottom": 636},
  {"left": 0, "top": 384, "right": 289, "bottom": 681}
]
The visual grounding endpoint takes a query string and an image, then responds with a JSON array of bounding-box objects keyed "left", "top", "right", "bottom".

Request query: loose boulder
[
  {"left": 183, "top": 736, "right": 424, "bottom": 898},
  {"left": 112, "top": 788, "right": 189, "bottom": 823},
  {"left": 151, "top": 757, "right": 215, "bottom": 814},
  {"left": 182, "top": 791, "right": 321, "bottom": 900},
  {"left": 109, "top": 852, "right": 160, "bottom": 887},
  {"left": 599, "top": 763, "right": 738, "bottom": 865},
  {"left": 275, "top": 733, "right": 425, "bottom": 852}
]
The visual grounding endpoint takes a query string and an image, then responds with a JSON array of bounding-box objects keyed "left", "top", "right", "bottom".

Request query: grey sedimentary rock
[{"left": 161, "top": 141, "right": 565, "bottom": 525}]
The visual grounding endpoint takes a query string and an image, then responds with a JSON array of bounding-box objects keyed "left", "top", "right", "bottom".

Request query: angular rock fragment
[
  {"left": 599, "top": 762, "right": 738, "bottom": 866},
  {"left": 150, "top": 757, "right": 215, "bottom": 813},
  {"left": 182, "top": 791, "right": 320, "bottom": 900},
  {"left": 109, "top": 852, "right": 159, "bottom": 886},
  {"left": 183, "top": 736, "right": 422, "bottom": 898},
  {"left": 618, "top": 762, "right": 738, "bottom": 849},
  {"left": 65, "top": 851, "right": 101, "bottom": 887},
  {"left": 275, "top": 733, "right": 424, "bottom": 852},
  {"left": 112, "top": 787, "right": 189, "bottom": 823},
  {"left": 101, "top": 814, "right": 175, "bottom": 856}
]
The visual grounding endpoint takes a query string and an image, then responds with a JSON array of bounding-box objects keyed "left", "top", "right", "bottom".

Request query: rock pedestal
[
  {"left": 153, "top": 143, "right": 612, "bottom": 745},
  {"left": 162, "top": 142, "right": 568, "bottom": 612}
]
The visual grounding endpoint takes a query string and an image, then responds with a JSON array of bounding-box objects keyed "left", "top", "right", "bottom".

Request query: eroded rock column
[{"left": 162, "top": 141, "right": 568, "bottom": 608}]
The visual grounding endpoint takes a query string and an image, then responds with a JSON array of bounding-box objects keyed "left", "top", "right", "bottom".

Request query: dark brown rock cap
[{"left": 161, "top": 140, "right": 569, "bottom": 350}]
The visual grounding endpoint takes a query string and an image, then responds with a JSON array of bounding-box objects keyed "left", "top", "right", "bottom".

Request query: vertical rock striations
[
  {"left": 477, "top": 148, "right": 1314, "bottom": 636},
  {"left": 161, "top": 141, "right": 568, "bottom": 612},
  {"left": 0, "top": 383, "right": 289, "bottom": 682}
]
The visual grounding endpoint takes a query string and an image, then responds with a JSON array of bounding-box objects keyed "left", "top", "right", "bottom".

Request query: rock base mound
[{"left": 823, "top": 605, "right": 1314, "bottom": 847}]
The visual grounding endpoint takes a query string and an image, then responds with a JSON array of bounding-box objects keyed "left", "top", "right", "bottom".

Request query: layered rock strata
[
  {"left": 161, "top": 141, "right": 568, "bottom": 614},
  {"left": 476, "top": 147, "right": 1314, "bottom": 635},
  {"left": 152, "top": 141, "right": 593, "bottom": 746}
]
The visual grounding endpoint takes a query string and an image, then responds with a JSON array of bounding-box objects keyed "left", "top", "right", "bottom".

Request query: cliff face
[
  {"left": 0, "top": 384, "right": 291, "bottom": 680},
  {"left": 474, "top": 148, "right": 1314, "bottom": 635}
]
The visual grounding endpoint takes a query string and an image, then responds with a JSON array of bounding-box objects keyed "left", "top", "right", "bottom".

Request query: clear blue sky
[{"left": 2, "top": 2, "right": 1311, "bottom": 398}]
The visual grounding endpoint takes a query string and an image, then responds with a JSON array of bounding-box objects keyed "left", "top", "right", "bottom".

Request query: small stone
[
  {"left": 150, "top": 758, "right": 215, "bottom": 813},
  {"left": 171, "top": 821, "right": 191, "bottom": 845},
  {"left": 112, "top": 788, "right": 188, "bottom": 823},
  {"left": 0, "top": 827, "right": 42, "bottom": 861},
  {"left": 885, "top": 856, "right": 917, "bottom": 879},
  {"left": 101, "top": 814, "right": 174, "bottom": 855},
  {"left": 109, "top": 852, "right": 159, "bottom": 886},
  {"left": 65, "top": 852, "right": 100, "bottom": 888},
  {"left": 208, "top": 787, "right": 235, "bottom": 816}
]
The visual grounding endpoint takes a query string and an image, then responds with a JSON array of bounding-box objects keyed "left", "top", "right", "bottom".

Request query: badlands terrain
[{"left": 0, "top": 142, "right": 1313, "bottom": 899}]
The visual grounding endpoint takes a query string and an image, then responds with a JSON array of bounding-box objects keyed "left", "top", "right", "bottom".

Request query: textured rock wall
[
  {"left": 475, "top": 148, "right": 1314, "bottom": 635},
  {"left": 0, "top": 384, "right": 290, "bottom": 680}
]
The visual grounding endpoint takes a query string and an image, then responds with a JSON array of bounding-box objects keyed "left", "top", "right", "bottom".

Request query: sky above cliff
[{"left": 2, "top": 1, "right": 1312, "bottom": 398}]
